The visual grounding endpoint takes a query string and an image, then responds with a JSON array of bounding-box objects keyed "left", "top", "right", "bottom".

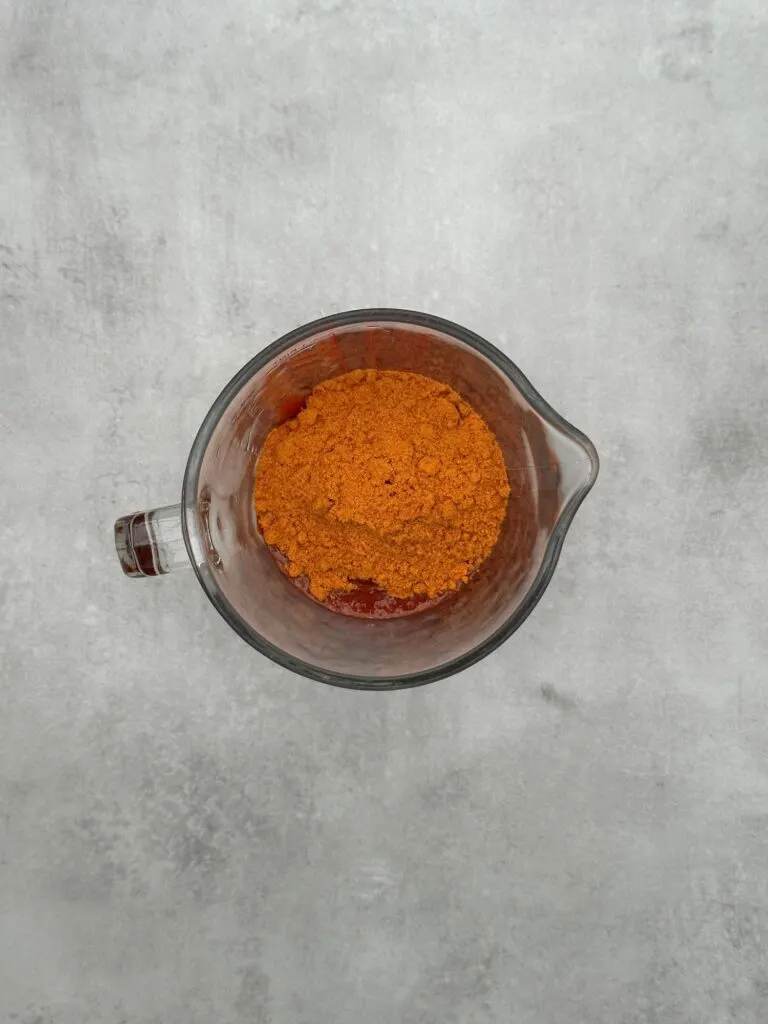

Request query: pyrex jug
[{"left": 115, "top": 309, "right": 598, "bottom": 689}]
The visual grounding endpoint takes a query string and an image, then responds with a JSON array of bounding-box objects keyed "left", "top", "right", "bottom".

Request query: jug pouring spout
[{"left": 544, "top": 417, "right": 600, "bottom": 522}]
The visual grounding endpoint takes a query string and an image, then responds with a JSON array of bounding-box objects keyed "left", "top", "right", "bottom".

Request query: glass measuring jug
[{"left": 115, "top": 309, "right": 599, "bottom": 690}]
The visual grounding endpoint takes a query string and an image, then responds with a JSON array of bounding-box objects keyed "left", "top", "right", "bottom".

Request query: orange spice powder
[{"left": 254, "top": 369, "right": 510, "bottom": 603}]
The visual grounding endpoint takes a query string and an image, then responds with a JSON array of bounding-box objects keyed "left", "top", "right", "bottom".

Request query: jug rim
[{"left": 181, "top": 308, "right": 599, "bottom": 689}]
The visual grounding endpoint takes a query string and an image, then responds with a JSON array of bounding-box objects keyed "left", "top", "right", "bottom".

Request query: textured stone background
[{"left": 2, "top": 0, "right": 767, "bottom": 1021}]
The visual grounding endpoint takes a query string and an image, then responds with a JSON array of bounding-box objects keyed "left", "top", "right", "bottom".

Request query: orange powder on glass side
[{"left": 253, "top": 369, "right": 510, "bottom": 609}]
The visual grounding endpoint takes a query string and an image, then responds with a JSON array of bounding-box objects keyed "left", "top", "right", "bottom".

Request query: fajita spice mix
[{"left": 253, "top": 369, "right": 510, "bottom": 613}]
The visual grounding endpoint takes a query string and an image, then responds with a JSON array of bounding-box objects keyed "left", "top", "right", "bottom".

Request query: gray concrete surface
[{"left": 2, "top": 0, "right": 767, "bottom": 1021}]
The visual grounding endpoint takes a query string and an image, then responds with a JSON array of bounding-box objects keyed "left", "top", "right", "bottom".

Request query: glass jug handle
[{"left": 114, "top": 504, "right": 190, "bottom": 577}]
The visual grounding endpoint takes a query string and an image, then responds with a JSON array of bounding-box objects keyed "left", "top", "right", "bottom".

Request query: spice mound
[{"left": 254, "top": 370, "right": 510, "bottom": 605}]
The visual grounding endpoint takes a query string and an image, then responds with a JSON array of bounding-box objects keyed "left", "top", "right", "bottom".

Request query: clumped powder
[{"left": 254, "top": 369, "right": 510, "bottom": 602}]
